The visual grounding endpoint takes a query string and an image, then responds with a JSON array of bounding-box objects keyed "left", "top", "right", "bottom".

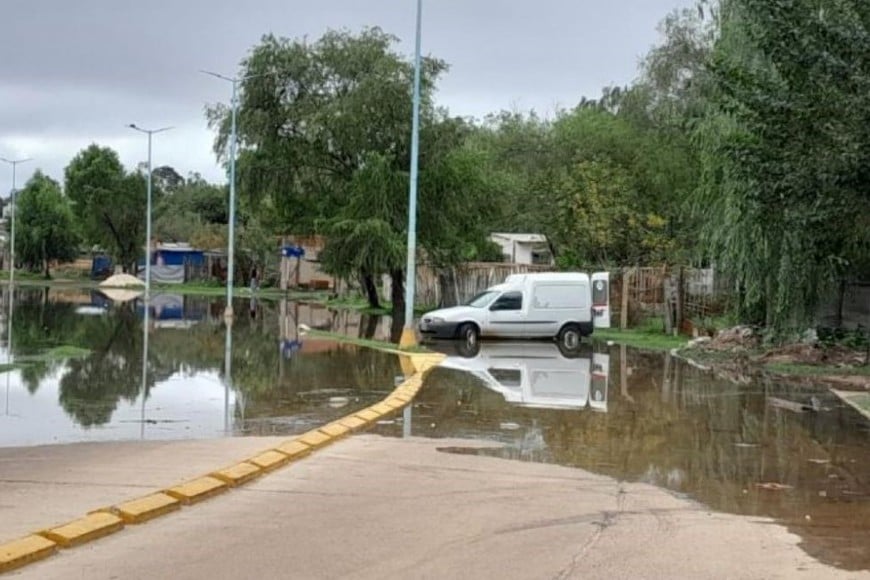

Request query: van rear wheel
[
  {"left": 456, "top": 323, "right": 479, "bottom": 346},
  {"left": 557, "top": 324, "right": 583, "bottom": 351}
]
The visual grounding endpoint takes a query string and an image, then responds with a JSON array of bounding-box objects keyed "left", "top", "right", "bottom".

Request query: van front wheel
[
  {"left": 456, "top": 323, "right": 479, "bottom": 345},
  {"left": 557, "top": 324, "right": 583, "bottom": 350}
]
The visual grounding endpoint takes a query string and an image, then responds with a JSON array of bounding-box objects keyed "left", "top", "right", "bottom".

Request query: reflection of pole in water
[
  {"left": 5, "top": 285, "right": 15, "bottom": 415},
  {"left": 224, "top": 320, "right": 233, "bottom": 434},
  {"left": 402, "top": 404, "right": 412, "bottom": 438},
  {"left": 140, "top": 292, "right": 151, "bottom": 440}
]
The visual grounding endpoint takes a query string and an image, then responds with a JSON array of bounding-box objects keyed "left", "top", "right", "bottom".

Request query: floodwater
[
  {"left": 0, "top": 288, "right": 400, "bottom": 447},
  {"left": 1, "top": 286, "right": 867, "bottom": 570},
  {"left": 373, "top": 340, "right": 870, "bottom": 572}
]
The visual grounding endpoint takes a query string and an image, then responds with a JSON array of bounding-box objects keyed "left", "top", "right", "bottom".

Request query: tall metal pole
[
  {"left": 1, "top": 157, "right": 32, "bottom": 291},
  {"left": 201, "top": 69, "right": 282, "bottom": 319},
  {"left": 145, "top": 131, "right": 153, "bottom": 294},
  {"left": 400, "top": 0, "right": 424, "bottom": 347},
  {"left": 127, "top": 124, "right": 171, "bottom": 299},
  {"left": 226, "top": 80, "right": 239, "bottom": 319}
]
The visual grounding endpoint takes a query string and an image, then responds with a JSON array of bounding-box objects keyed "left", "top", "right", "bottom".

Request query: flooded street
[
  {"left": 0, "top": 287, "right": 867, "bottom": 571},
  {"left": 0, "top": 288, "right": 399, "bottom": 447},
  {"left": 375, "top": 341, "right": 870, "bottom": 571}
]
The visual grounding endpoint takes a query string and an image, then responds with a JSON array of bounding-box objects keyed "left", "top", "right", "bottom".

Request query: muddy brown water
[{"left": 372, "top": 341, "right": 870, "bottom": 572}]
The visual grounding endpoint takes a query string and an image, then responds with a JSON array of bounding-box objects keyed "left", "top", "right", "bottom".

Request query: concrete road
[
  {"left": 6, "top": 435, "right": 865, "bottom": 580},
  {"left": 0, "top": 437, "right": 285, "bottom": 543}
]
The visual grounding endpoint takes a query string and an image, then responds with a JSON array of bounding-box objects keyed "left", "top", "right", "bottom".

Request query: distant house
[
  {"left": 489, "top": 233, "right": 554, "bottom": 266},
  {"left": 137, "top": 243, "right": 207, "bottom": 284},
  {"left": 152, "top": 243, "right": 206, "bottom": 268}
]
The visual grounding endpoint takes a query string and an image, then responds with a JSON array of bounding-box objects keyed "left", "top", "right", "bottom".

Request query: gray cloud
[{"left": 0, "top": 0, "right": 695, "bottom": 194}]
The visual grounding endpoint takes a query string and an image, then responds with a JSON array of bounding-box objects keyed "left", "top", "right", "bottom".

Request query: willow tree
[
  {"left": 697, "top": 0, "right": 870, "bottom": 333},
  {"left": 208, "top": 28, "right": 498, "bottom": 317}
]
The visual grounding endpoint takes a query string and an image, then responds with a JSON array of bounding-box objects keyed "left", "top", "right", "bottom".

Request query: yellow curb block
[
  {"left": 275, "top": 440, "right": 312, "bottom": 459},
  {"left": 0, "top": 535, "right": 57, "bottom": 573},
  {"left": 40, "top": 512, "right": 124, "bottom": 548},
  {"left": 248, "top": 450, "right": 291, "bottom": 473},
  {"left": 354, "top": 409, "right": 381, "bottom": 423},
  {"left": 380, "top": 399, "right": 406, "bottom": 410},
  {"left": 112, "top": 493, "right": 180, "bottom": 524},
  {"left": 337, "top": 416, "right": 368, "bottom": 431},
  {"left": 211, "top": 462, "right": 263, "bottom": 487},
  {"left": 370, "top": 403, "right": 398, "bottom": 415},
  {"left": 320, "top": 422, "right": 351, "bottom": 439},
  {"left": 389, "top": 393, "right": 412, "bottom": 404},
  {"left": 297, "top": 429, "right": 332, "bottom": 450},
  {"left": 165, "top": 476, "right": 228, "bottom": 505}
]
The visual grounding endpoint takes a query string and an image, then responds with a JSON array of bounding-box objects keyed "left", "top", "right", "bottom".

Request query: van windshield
[{"left": 465, "top": 291, "right": 499, "bottom": 308}]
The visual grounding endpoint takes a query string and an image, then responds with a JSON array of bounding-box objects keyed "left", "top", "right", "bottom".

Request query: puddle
[
  {"left": 0, "top": 289, "right": 399, "bottom": 447},
  {"left": 372, "top": 340, "right": 870, "bottom": 572}
]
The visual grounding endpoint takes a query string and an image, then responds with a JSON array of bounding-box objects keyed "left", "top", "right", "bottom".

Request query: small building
[
  {"left": 489, "top": 233, "right": 554, "bottom": 266},
  {"left": 152, "top": 243, "right": 206, "bottom": 268}
]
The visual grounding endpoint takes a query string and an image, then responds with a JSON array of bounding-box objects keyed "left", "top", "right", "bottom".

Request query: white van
[
  {"left": 436, "top": 342, "right": 610, "bottom": 412},
  {"left": 419, "top": 272, "right": 611, "bottom": 345}
]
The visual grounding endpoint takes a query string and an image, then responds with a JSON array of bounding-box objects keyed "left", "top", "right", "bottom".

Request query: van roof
[{"left": 505, "top": 272, "right": 590, "bottom": 284}]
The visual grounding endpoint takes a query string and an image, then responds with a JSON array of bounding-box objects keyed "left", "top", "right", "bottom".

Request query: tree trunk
[
  {"left": 362, "top": 273, "right": 380, "bottom": 310},
  {"left": 390, "top": 269, "right": 405, "bottom": 323}
]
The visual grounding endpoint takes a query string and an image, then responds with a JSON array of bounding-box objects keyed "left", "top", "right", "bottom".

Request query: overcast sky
[{"left": 0, "top": 0, "right": 694, "bottom": 194}]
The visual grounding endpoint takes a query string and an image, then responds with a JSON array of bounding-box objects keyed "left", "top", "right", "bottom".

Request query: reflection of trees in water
[
  {"left": 58, "top": 302, "right": 155, "bottom": 427},
  {"left": 9, "top": 292, "right": 400, "bottom": 426},
  {"left": 9, "top": 289, "right": 166, "bottom": 427}
]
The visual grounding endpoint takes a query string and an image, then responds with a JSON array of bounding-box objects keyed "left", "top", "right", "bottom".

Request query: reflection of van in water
[
  {"left": 436, "top": 342, "right": 610, "bottom": 412},
  {"left": 419, "top": 272, "right": 611, "bottom": 347}
]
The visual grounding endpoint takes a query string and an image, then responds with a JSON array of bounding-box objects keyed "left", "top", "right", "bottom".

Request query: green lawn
[
  {"left": 592, "top": 327, "right": 688, "bottom": 352},
  {"left": 305, "top": 329, "right": 430, "bottom": 353}
]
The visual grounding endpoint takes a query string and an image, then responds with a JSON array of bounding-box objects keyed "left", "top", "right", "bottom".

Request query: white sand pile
[
  {"left": 98, "top": 288, "right": 143, "bottom": 303},
  {"left": 99, "top": 273, "right": 145, "bottom": 288}
]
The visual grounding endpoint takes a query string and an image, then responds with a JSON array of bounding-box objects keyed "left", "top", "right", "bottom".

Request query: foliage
[
  {"left": 154, "top": 172, "right": 228, "bottom": 245},
  {"left": 695, "top": 0, "right": 870, "bottom": 332},
  {"left": 14, "top": 171, "right": 79, "bottom": 277},
  {"left": 208, "top": 28, "right": 499, "bottom": 314},
  {"left": 64, "top": 145, "right": 151, "bottom": 272}
]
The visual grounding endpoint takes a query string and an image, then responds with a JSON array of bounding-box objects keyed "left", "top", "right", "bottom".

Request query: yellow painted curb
[
  {"left": 320, "top": 422, "right": 351, "bottom": 439},
  {"left": 165, "top": 476, "right": 228, "bottom": 505},
  {"left": 111, "top": 493, "right": 180, "bottom": 524},
  {"left": 354, "top": 409, "right": 381, "bottom": 423},
  {"left": 297, "top": 429, "right": 332, "bottom": 449},
  {"left": 380, "top": 399, "right": 406, "bottom": 411},
  {"left": 370, "top": 402, "right": 398, "bottom": 415},
  {"left": 211, "top": 462, "right": 263, "bottom": 487},
  {"left": 40, "top": 512, "right": 124, "bottom": 548},
  {"left": 248, "top": 450, "right": 291, "bottom": 473},
  {"left": 0, "top": 535, "right": 57, "bottom": 573},
  {"left": 337, "top": 416, "right": 368, "bottom": 431},
  {"left": 275, "top": 440, "right": 312, "bottom": 459}
]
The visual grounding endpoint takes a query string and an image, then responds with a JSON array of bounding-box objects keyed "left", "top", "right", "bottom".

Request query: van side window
[{"left": 491, "top": 292, "right": 523, "bottom": 311}]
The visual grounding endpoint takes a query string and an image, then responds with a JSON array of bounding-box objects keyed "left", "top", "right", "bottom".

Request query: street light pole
[
  {"left": 201, "top": 69, "right": 281, "bottom": 319},
  {"left": 0, "top": 157, "right": 32, "bottom": 291},
  {"left": 400, "top": 0, "right": 424, "bottom": 347},
  {"left": 127, "top": 124, "right": 172, "bottom": 299}
]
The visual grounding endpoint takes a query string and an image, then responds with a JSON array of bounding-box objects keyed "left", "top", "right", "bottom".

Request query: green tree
[
  {"left": 65, "top": 145, "right": 149, "bottom": 272},
  {"left": 14, "top": 171, "right": 79, "bottom": 277},
  {"left": 208, "top": 28, "right": 498, "bottom": 316},
  {"left": 696, "top": 0, "right": 870, "bottom": 333}
]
